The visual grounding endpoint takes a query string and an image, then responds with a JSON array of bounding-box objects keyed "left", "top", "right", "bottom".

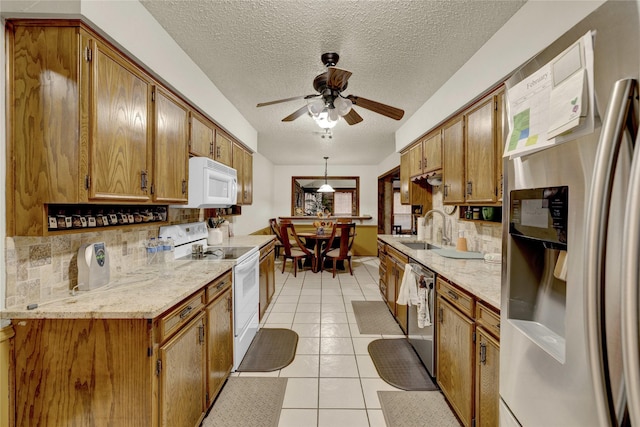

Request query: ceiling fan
[{"left": 256, "top": 52, "right": 405, "bottom": 127}]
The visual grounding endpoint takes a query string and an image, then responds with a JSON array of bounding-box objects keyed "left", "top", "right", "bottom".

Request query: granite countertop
[
  {"left": 378, "top": 235, "right": 502, "bottom": 310},
  {"left": 2, "top": 235, "right": 275, "bottom": 320}
]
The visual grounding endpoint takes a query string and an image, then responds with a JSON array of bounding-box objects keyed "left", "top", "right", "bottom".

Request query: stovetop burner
[{"left": 203, "top": 246, "right": 255, "bottom": 260}]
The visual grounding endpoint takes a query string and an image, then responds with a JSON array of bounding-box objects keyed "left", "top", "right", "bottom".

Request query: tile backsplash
[
  {"left": 425, "top": 188, "right": 502, "bottom": 254},
  {"left": 4, "top": 208, "right": 200, "bottom": 309}
]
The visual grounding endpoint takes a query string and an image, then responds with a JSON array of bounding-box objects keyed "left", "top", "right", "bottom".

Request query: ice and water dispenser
[{"left": 507, "top": 186, "right": 568, "bottom": 362}]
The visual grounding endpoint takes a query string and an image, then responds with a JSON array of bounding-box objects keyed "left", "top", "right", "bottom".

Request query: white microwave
[{"left": 179, "top": 157, "right": 238, "bottom": 208}]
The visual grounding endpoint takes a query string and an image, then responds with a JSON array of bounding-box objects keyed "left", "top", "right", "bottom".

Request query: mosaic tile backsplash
[
  {"left": 427, "top": 189, "right": 503, "bottom": 255},
  {"left": 4, "top": 208, "right": 200, "bottom": 309}
]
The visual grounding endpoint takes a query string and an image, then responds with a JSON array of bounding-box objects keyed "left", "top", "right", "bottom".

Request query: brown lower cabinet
[
  {"left": 436, "top": 277, "right": 500, "bottom": 427},
  {"left": 383, "top": 245, "right": 408, "bottom": 334},
  {"left": 12, "top": 271, "right": 235, "bottom": 427},
  {"left": 259, "top": 240, "right": 276, "bottom": 320}
]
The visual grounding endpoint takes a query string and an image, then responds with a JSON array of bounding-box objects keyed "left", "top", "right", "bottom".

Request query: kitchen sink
[{"left": 400, "top": 242, "right": 440, "bottom": 251}]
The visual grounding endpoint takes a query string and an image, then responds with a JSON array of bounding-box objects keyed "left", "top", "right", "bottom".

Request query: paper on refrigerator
[{"left": 504, "top": 31, "right": 596, "bottom": 159}]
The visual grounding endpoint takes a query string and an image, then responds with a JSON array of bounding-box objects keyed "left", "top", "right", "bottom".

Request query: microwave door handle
[
  {"left": 584, "top": 78, "right": 636, "bottom": 427},
  {"left": 622, "top": 129, "right": 640, "bottom": 426}
]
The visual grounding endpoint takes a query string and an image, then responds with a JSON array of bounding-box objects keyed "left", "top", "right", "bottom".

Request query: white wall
[
  {"left": 395, "top": 0, "right": 607, "bottom": 152},
  {"left": 378, "top": 151, "right": 401, "bottom": 177},
  {"left": 273, "top": 164, "right": 379, "bottom": 224}
]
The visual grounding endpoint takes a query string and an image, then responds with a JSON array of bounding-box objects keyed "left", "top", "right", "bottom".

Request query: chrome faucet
[{"left": 423, "top": 209, "right": 451, "bottom": 246}]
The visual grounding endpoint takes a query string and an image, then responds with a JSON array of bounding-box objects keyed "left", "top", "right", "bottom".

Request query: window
[{"left": 393, "top": 190, "right": 412, "bottom": 233}]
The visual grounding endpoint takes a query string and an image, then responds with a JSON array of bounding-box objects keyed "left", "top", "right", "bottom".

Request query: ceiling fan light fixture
[
  {"left": 317, "top": 156, "right": 335, "bottom": 193},
  {"left": 334, "top": 96, "right": 353, "bottom": 116},
  {"left": 307, "top": 98, "right": 325, "bottom": 117},
  {"left": 314, "top": 109, "right": 338, "bottom": 129}
]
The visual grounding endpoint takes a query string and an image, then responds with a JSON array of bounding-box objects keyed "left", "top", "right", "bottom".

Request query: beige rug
[
  {"left": 352, "top": 301, "right": 403, "bottom": 335},
  {"left": 202, "top": 377, "right": 287, "bottom": 427},
  {"left": 378, "top": 391, "right": 461, "bottom": 427}
]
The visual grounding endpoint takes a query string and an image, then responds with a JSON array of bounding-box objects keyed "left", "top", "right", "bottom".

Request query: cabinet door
[
  {"left": 259, "top": 253, "right": 269, "bottom": 320},
  {"left": 436, "top": 296, "right": 474, "bottom": 427},
  {"left": 190, "top": 111, "right": 214, "bottom": 158},
  {"left": 385, "top": 256, "right": 396, "bottom": 314},
  {"left": 423, "top": 131, "right": 442, "bottom": 174},
  {"left": 394, "top": 258, "right": 408, "bottom": 334},
  {"left": 442, "top": 116, "right": 465, "bottom": 204},
  {"left": 465, "top": 97, "right": 497, "bottom": 203},
  {"left": 206, "top": 287, "right": 233, "bottom": 406},
  {"left": 495, "top": 91, "right": 504, "bottom": 203},
  {"left": 89, "top": 38, "right": 152, "bottom": 202},
  {"left": 214, "top": 130, "right": 233, "bottom": 166},
  {"left": 409, "top": 143, "right": 423, "bottom": 177},
  {"left": 243, "top": 149, "right": 253, "bottom": 204},
  {"left": 476, "top": 328, "right": 500, "bottom": 427},
  {"left": 232, "top": 143, "right": 244, "bottom": 205},
  {"left": 159, "top": 312, "right": 206, "bottom": 427},
  {"left": 400, "top": 152, "right": 410, "bottom": 204},
  {"left": 153, "top": 87, "right": 189, "bottom": 203}
]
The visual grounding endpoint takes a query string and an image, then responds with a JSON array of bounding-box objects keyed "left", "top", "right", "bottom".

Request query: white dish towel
[
  {"left": 417, "top": 280, "right": 432, "bottom": 328},
  {"left": 396, "top": 264, "right": 418, "bottom": 306}
]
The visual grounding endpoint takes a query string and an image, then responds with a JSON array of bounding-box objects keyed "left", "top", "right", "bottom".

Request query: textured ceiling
[{"left": 140, "top": 0, "right": 525, "bottom": 166}]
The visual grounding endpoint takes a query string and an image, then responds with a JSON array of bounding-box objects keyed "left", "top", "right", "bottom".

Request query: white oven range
[{"left": 159, "top": 222, "right": 260, "bottom": 371}]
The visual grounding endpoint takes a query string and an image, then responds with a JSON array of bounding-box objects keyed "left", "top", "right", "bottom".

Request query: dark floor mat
[
  {"left": 237, "top": 328, "right": 298, "bottom": 372},
  {"left": 368, "top": 338, "right": 438, "bottom": 391}
]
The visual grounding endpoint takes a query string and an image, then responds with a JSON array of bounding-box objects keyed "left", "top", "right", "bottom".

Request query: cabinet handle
[
  {"left": 216, "top": 280, "right": 227, "bottom": 290},
  {"left": 444, "top": 184, "right": 449, "bottom": 198},
  {"left": 466, "top": 181, "right": 473, "bottom": 195},
  {"left": 216, "top": 146, "right": 221, "bottom": 158},
  {"left": 227, "top": 297, "right": 232, "bottom": 313},
  {"left": 179, "top": 305, "right": 193, "bottom": 319},
  {"left": 480, "top": 342, "right": 487, "bottom": 365},
  {"left": 438, "top": 306, "right": 444, "bottom": 323},
  {"left": 423, "top": 157, "right": 427, "bottom": 169},
  {"left": 447, "top": 290, "right": 459, "bottom": 300},
  {"left": 418, "top": 159, "right": 422, "bottom": 169},
  {"left": 210, "top": 141, "right": 214, "bottom": 156},
  {"left": 141, "top": 170, "right": 148, "bottom": 191},
  {"left": 198, "top": 324, "right": 205, "bottom": 345},
  {"left": 496, "top": 322, "right": 501, "bottom": 330}
]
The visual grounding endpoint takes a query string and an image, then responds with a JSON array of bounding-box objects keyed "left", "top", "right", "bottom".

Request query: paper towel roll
[{"left": 416, "top": 217, "right": 425, "bottom": 240}]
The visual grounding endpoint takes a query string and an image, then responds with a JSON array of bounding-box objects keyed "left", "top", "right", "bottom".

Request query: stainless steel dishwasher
[{"left": 407, "top": 261, "right": 436, "bottom": 378}]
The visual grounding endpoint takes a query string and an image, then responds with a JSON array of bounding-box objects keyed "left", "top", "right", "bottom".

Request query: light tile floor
[{"left": 233, "top": 256, "right": 403, "bottom": 427}]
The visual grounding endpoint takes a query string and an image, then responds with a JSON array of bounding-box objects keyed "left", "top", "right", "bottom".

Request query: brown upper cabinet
[
  {"left": 409, "top": 130, "right": 442, "bottom": 178},
  {"left": 190, "top": 110, "right": 215, "bottom": 158},
  {"left": 442, "top": 115, "right": 466, "bottom": 204},
  {"left": 214, "top": 130, "right": 233, "bottom": 167},
  {"left": 400, "top": 152, "right": 410, "bottom": 204},
  {"left": 153, "top": 86, "right": 189, "bottom": 203},
  {"left": 232, "top": 142, "right": 253, "bottom": 205},
  {"left": 7, "top": 20, "right": 252, "bottom": 235}
]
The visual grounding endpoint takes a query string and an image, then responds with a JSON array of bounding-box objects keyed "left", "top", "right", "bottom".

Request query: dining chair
[
  {"left": 321, "top": 222, "right": 356, "bottom": 277},
  {"left": 269, "top": 218, "right": 286, "bottom": 258},
  {"left": 279, "top": 222, "right": 315, "bottom": 277}
]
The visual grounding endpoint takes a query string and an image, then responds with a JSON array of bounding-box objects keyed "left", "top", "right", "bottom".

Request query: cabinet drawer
[
  {"left": 387, "top": 246, "right": 409, "bottom": 264},
  {"left": 437, "top": 278, "right": 474, "bottom": 318},
  {"left": 260, "top": 240, "right": 275, "bottom": 259},
  {"left": 476, "top": 301, "right": 500, "bottom": 339},
  {"left": 206, "top": 271, "right": 232, "bottom": 303},
  {"left": 158, "top": 291, "right": 205, "bottom": 342}
]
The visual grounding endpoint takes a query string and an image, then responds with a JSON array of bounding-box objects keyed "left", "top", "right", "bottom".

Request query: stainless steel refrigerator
[{"left": 501, "top": 1, "right": 640, "bottom": 426}]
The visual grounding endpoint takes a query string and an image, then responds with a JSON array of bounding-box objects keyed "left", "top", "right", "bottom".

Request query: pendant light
[{"left": 317, "top": 157, "right": 335, "bottom": 193}]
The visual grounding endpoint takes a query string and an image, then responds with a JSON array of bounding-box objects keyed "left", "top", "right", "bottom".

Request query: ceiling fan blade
[
  {"left": 343, "top": 108, "right": 363, "bottom": 125},
  {"left": 347, "top": 95, "right": 404, "bottom": 120},
  {"left": 257, "top": 94, "right": 318, "bottom": 108},
  {"left": 326, "top": 66, "right": 352, "bottom": 91},
  {"left": 282, "top": 105, "right": 309, "bottom": 122}
]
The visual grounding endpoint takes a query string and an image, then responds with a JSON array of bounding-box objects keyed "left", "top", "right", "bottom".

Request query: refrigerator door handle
[
  {"left": 584, "top": 78, "right": 637, "bottom": 427},
  {"left": 622, "top": 129, "right": 640, "bottom": 425}
]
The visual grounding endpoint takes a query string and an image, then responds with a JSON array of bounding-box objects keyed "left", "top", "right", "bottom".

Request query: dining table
[{"left": 297, "top": 231, "right": 340, "bottom": 273}]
